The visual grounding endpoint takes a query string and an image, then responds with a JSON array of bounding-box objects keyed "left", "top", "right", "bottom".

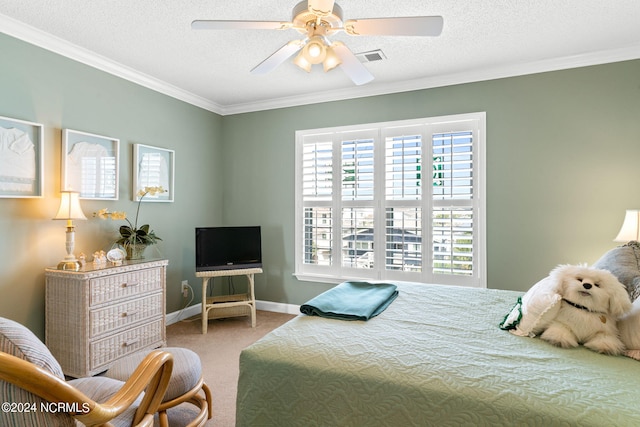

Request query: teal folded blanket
[{"left": 300, "top": 281, "right": 399, "bottom": 321}]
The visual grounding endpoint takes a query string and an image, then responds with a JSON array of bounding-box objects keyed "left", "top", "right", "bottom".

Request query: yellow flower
[
  {"left": 110, "top": 211, "right": 127, "bottom": 220},
  {"left": 94, "top": 208, "right": 109, "bottom": 220},
  {"left": 93, "top": 208, "right": 126, "bottom": 221},
  {"left": 136, "top": 186, "right": 166, "bottom": 198}
]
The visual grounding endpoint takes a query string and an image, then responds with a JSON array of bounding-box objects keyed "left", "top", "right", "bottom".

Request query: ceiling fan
[{"left": 191, "top": 0, "right": 443, "bottom": 86}]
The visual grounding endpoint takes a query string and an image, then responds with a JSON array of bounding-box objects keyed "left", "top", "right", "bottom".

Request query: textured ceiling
[{"left": 0, "top": 1, "right": 639, "bottom": 114}]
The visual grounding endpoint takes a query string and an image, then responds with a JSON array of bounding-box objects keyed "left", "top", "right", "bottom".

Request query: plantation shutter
[
  {"left": 295, "top": 113, "right": 485, "bottom": 287},
  {"left": 430, "top": 126, "right": 476, "bottom": 281},
  {"left": 383, "top": 127, "right": 424, "bottom": 274},
  {"left": 301, "top": 134, "right": 333, "bottom": 268},
  {"left": 339, "top": 130, "right": 377, "bottom": 276}
]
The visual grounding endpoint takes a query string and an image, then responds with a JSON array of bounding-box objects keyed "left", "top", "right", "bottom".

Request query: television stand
[{"left": 195, "top": 267, "right": 263, "bottom": 334}]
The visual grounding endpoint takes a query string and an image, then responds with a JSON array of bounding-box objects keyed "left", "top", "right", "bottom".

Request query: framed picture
[
  {"left": 133, "top": 144, "right": 175, "bottom": 202},
  {"left": 62, "top": 129, "right": 120, "bottom": 200},
  {"left": 0, "top": 115, "right": 44, "bottom": 198}
]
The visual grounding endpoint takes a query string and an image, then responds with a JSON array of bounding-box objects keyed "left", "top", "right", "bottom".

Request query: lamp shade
[
  {"left": 302, "top": 36, "right": 327, "bottom": 64},
  {"left": 323, "top": 45, "right": 342, "bottom": 72},
  {"left": 614, "top": 210, "right": 640, "bottom": 242},
  {"left": 293, "top": 51, "right": 312, "bottom": 72},
  {"left": 54, "top": 191, "right": 87, "bottom": 221}
]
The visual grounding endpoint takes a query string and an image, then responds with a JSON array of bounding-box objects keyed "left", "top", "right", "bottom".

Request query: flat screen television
[{"left": 195, "top": 226, "right": 262, "bottom": 272}]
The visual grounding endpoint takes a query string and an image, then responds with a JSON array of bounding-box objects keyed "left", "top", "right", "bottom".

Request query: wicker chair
[
  {"left": 0, "top": 317, "right": 173, "bottom": 427},
  {"left": 105, "top": 348, "right": 212, "bottom": 427}
]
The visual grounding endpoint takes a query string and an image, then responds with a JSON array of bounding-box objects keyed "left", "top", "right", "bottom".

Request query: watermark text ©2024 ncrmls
[{"left": 2, "top": 401, "right": 91, "bottom": 414}]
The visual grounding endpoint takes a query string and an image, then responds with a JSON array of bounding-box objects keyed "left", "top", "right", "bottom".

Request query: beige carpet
[{"left": 165, "top": 310, "right": 295, "bottom": 426}]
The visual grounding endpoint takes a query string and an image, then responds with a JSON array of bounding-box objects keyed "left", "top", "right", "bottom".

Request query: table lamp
[
  {"left": 53, "top": 191, "right": 87, "bottom": 270},
  {"left": 614, "top": 210, "right": 640, "bottom": 242}
]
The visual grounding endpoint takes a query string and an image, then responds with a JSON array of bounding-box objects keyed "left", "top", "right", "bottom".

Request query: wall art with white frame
[
  {"left": 133, "top": 143, "right": 174, "bottom": 202},
  {"left": 62, "top": 128, "right": 120, "bottom": 200},
  {"left": 0, "top": 115, "right": 44, "bottom": 198}
]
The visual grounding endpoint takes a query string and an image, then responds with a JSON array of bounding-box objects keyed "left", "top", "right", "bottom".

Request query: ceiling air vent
[{"left": 355, "top": 49, "right": 387, "bottom": 63}]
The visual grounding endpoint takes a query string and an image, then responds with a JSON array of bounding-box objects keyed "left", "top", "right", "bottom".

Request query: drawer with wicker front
[
  {"left": 89, "top": 267, "right": 162, "bottom": 306},
  {"left": 89, "top": 293, "right": 163, "bottom": 338},
  {"left": 89, "top": 318, "right": 164, "bottom": 372},
  {"left": 46, "top": 259, "right": 168, "bottom": 377}
]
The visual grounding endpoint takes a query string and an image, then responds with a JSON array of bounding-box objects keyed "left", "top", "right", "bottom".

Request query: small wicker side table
[{"left": 196, "top": 267, "right": 262, "bottom": 334}]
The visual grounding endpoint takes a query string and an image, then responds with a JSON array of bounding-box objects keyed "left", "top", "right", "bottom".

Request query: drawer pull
[
  {"left": 122, "top": 339, "right": 140, "bottom": 347},
  {"left": 121, "top": 282, "right": 140, "bottom": 288},
  {"left": 121, "top": 311, "right": 139, "bottom": 318}
]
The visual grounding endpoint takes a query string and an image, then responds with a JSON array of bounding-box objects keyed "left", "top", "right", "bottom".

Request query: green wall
[
  {"left": 0, "top": 33, "right": 223, "bottom": 338},
  {"left": 222, "top": 59, "right": 640, "bottom": 303},
  {"left": 2, "top": 29, "right": 640, "bottom": 338}
]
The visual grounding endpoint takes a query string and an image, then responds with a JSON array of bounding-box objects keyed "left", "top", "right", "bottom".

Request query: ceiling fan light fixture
[
  {"left": 194, "top": 1, "right": 444, "bottom": 86},
  {"left": 323, "top": 45, "right": 341, "bottom": 72},
  {"left": 308, "top": 43, "right": 323, "bottom": 58},
  {"left": 293, "top": 51, "right": 312, "bottom": 72},
  {"left": 302, "top": 36, "right": 327, "bottom": 64}
]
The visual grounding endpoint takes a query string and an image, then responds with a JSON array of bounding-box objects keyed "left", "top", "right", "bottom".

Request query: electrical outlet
[{"left": 181, "top": 280, "right": 189, "bottom": 298}]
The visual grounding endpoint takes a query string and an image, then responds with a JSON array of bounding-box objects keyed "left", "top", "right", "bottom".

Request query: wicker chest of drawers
[{"left": 45, "top": 259, "right": 168, "bottom": 378}]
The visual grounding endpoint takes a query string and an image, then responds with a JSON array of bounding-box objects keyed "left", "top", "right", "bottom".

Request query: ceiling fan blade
[
  {"left": 251, "top": 40, "right": 304, "bottom": 75},
  {"left": 191, "top": 20, "right": 291, "bottom": 31},
  {"left": 345, "top": 16, "right": 444, "bottom": 37},
  {"left": 307, "top": 0, "right": 335, "bottom": 16},
  {"left": 331, "top": 42, "right": 374, "bottom": 86}
]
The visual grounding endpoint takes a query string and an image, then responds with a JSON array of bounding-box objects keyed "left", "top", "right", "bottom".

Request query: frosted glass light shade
[
  {"left": 323, "top": 45, "right": 342, "bottom": 72},
  {"left": 302, "top": 37, "right": 327, "bottom": 64},
  {"left": 614, "top": 210, "right": 640, "bottom": 242},
  {"left": 293, "top": 52, "right": 312, "bottom": 72}
]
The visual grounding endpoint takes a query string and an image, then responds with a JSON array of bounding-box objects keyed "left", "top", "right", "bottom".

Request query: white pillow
[{"left": 500, "top": 275, "right": 562, "bottom": 337}]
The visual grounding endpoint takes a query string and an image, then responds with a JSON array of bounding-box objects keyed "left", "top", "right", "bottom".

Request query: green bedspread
[
  {"left": 237, "top": 282, "right": 640, "bottom": 426},
  {"left": 299, "top": 281, "right": 399, "bottom": 321}
]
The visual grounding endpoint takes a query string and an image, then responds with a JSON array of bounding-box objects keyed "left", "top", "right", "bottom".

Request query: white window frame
[{"left": 294, "top": 112, "right": 486, "bottom": 288}]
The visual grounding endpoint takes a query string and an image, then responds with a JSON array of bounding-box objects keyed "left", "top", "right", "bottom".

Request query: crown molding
[
  {"left": 221, "top": 43, "right": 640, "bottom": 115},
  {"left": 2, "top": 13, "right": 639, "bottom": 117},
  {"left": 0, "top": 13, "right": 225, "bottom": 115}
]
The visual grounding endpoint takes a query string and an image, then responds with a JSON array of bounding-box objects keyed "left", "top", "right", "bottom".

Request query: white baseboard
[
  {"left": 166, "top": 300, "right": 300, "bottom": 325},
  {"left": 166, "top": 304, "right": 202, "bottom": 325},
  {"left": 255, "top": 300, "right": 301, "bottom": 315}
]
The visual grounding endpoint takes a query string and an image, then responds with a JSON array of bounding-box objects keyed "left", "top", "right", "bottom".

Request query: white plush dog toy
[{"left": 501, "top": 264, "right": 632, "bottom": 355}]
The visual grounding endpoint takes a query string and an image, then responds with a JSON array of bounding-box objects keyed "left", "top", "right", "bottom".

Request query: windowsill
[
  {"left": 293, "top": 273, "right": 353, "bottom": 285},
  {"left": 294, "top": 271, "right": 486, "bottom": 288}
]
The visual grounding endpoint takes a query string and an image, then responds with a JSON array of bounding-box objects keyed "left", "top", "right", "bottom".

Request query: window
[{"left": 295, "top": 113, "right": 486, "bottom": 288}]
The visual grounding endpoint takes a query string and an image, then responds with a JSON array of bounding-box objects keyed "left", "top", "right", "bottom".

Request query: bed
[{"left": 236, "top": 282, "right": 640, "bottom": 426}]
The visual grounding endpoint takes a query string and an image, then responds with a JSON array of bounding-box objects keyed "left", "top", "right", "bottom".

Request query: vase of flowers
[{"left": 95, "top": 186, "right": 165, "bottom": 260}]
